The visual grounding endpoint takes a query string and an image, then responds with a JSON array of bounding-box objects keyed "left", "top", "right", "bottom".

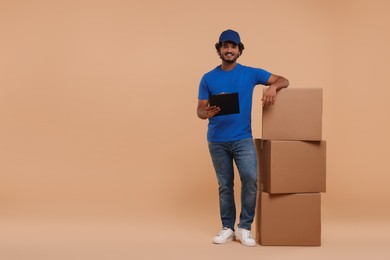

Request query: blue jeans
[{"left": 208, "top": 138, "right": 258, "bottom": 230}]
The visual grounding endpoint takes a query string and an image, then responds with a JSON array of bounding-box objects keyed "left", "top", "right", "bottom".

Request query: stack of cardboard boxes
[{"left": 255, "top": 88, "right": 326, "bottom": 246}]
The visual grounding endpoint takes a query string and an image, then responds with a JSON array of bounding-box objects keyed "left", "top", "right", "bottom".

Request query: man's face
[{"left": 218, "top": 41, "right": 240, "bottom": 63}]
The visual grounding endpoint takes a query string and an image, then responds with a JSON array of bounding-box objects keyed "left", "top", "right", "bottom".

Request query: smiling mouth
[{"left": 219, "top": 52, "right": 238, "bottom": 62}]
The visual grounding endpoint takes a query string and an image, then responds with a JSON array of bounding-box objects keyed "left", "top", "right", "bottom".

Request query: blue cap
[{"left": 219, "top": 29, "right": 241, "bottom": 44}]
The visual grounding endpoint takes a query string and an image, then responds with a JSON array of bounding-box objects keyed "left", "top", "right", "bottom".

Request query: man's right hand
[
  {"left": 197, "top": 100, "right": 221, "bottom": 119},
  {"left": 204, "top": 106, "right": 221, "bottom": 119}
]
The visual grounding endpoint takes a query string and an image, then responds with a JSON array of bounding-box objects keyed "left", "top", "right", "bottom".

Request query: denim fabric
[{"left": 208, "top": 138, "right": 258, "bottom": 230}]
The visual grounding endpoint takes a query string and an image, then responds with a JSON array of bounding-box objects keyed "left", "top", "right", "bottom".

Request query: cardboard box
[
  {"left": 256, "top": 191, "right": 321, "bottom": 246},
  {"left": 262, "top": 88, "right": 323, "bottom": 141},
  {"left": 255, "top": 139, "right": 326, "bottom": 193}
]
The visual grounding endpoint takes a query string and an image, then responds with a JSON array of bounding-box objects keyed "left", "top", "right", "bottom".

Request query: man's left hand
[{"left": 262, "top": 86, "right": 277, "bottom": 107}]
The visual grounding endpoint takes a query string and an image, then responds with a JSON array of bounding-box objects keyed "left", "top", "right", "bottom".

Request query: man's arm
[
  {"left": 197, "top": 99, "right": 221, "bottom": 120},
  {"left": 262, "top": 74, "right": 289, "bottom": 107}
]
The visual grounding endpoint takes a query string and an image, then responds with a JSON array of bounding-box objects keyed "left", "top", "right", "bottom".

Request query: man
[{"left": 197, "top": 29, "right": 289, "bottom": 247}]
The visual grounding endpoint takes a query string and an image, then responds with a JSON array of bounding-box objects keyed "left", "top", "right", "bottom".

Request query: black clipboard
[{"left": 209, "top": 92, "right": 240, "bottom": 116}]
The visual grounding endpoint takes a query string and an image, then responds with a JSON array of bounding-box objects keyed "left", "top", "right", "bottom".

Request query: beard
[{"left": 219, "top": 52, "right": 240, "bottom": 63}]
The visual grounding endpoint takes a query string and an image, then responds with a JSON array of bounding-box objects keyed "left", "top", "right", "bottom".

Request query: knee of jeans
[
  {"left": 242, "top": 179, "right": 258, "bottom": 193},
  {"left": 218, "top": 182, "right": 234, "bottom": 194},
  {"left": 241, "top": 173, "right": 257, "bottom": 184}
]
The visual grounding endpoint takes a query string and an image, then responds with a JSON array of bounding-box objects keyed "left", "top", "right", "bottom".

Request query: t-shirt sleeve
[
  {"left": 254, "top": 68, "right": 272, "bottom": 85},
  {"left": 198, "top": 75, "right": 209, "bottom": 100}
]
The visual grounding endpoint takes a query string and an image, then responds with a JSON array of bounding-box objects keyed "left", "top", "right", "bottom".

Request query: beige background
[{"left": 1, "top": 0, "right": 390, "bottom": 259}]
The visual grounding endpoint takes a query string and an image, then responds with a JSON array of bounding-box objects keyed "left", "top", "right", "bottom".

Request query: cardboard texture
[
  {"left": 257, "top": 192, "right": 321, "bottom": 246},
  {"left": 255, "top": 139, "right": 326, "bottom": 193},
  {"left": 262, "top": 88, "right": 323, "bottom": 141}
]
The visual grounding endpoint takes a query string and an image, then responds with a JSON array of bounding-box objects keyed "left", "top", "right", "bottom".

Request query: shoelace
[
  {"left": 242, "top": 229, "right": 253, "bottom": 239},
  {"left": 218, "top": 228, "right": 230, "bottom": 237}
]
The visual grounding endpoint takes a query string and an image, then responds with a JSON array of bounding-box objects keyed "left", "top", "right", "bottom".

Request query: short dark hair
[{"left": 215, "top": 42, "right": 245, "bottom": 55}]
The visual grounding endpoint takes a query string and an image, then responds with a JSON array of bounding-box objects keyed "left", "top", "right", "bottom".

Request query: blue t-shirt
[{"left": 198, "top": 63, "right": 271, "bottom": 142}]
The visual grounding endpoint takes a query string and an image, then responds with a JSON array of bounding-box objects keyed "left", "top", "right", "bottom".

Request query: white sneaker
[
  {"left": 213, "top": 227, "right": 235, "bottom": 244},
  {"left": 235, "top": 228, "right": 256, "bottom": 247}
]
